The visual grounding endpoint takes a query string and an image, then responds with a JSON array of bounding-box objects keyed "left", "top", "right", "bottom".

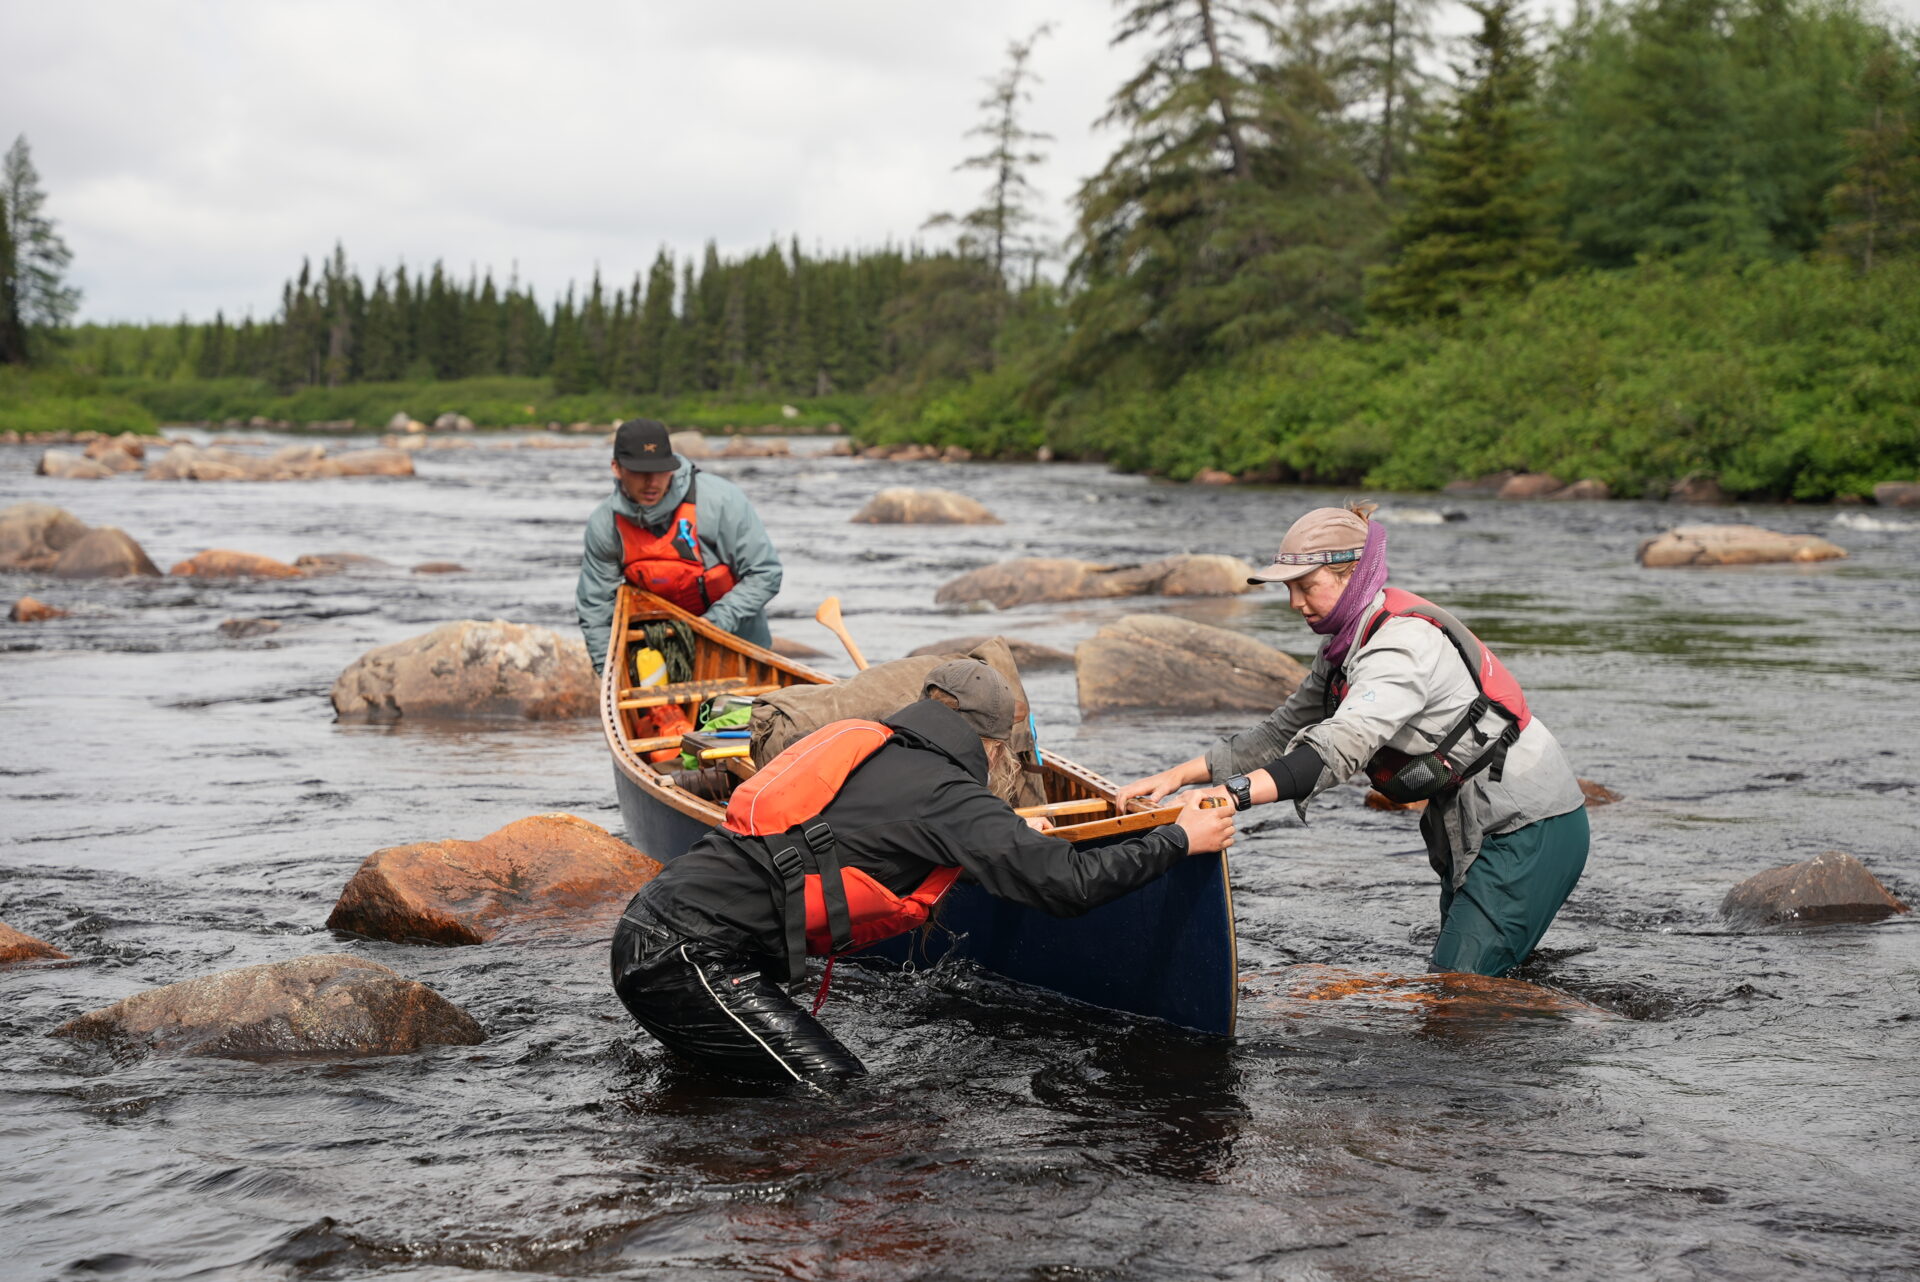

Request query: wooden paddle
[{"left": 814, "top": 596, "right": 869, "bottom": 671}]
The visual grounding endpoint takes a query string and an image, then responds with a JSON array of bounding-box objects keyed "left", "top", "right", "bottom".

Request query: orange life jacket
[
  {"left": 722, "top": 719, "right": 961, "bottom": 979},
  {"left": 614, "top": 472, "right": 737, "bottom": 615},
  {"left": 1326, "top": 587, "right": 1533, "bottom": 795}
]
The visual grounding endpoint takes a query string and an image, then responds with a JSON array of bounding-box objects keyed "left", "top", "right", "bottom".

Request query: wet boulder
[
  {"left": 170, "top": 549, "right": 305, "bottom": 579},
  {"left": 935, "top": 554, "right": 1256, "bottom": 610},
  {"left": 1550, "top": 478, "right": 1612, "bottom": 501},
  {"left": 1720, "top": 850, "right": 1909, "bottom": 928},
  {"left": 50, "top": 954, "right": 484, "bottom": 1060},
  {"left": 1497, "top": 473, "right": 1564, "bottom": 499},
  {"left": 769, "top": 634, "right": 828, "bottom": 660},
  {"left": 328, "top": 448, "right": 415, "bottom": 477},
  {"left": 0, "top": 921, "right": 68, "bottom": 964},
  {"left": 1872, "top": 482, "right": 1920, "bottom": 508},
  {"left": 218, "top": 617, "right": 282, "bottom": 638},
  {"left": 1239, "top": 964, "right": 1618, "bottom": 1031},
  {"left": 851, "top": 487, "right": 1000, "bottom": 525},
  {"left": 36, "top": 449, "right": 115, "bottom": 480},
  {"left": 1077, "top": 614, "right": 1307, "bottom": 716},
  {"left": 0, "top": 502, "right": 92, "bottom": 570},
  {"left": 52, "top": 527, "right": 161, "bottom": 578},
  {"left": 1637, "top": 524, "right": 1846, "bottom": 568},
  {"left": 11, "top": 595, "right": 69, "bottom": 622},
  {"left": 327, "top": 813, "right": 663, "bottom": 945},
  {"left": 294, "top": 552, "right": 388, "bottom": 575},
  {"left": 909, "top": 634, "right": 1074, "bottom": 671},
  {"left": 331, "top": 619, "right": 596, "bottom": 722}
]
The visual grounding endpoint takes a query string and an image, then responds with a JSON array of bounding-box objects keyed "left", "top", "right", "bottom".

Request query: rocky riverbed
[{"left": 2, "top": 431, "right": 1916, "bottom": 1280}]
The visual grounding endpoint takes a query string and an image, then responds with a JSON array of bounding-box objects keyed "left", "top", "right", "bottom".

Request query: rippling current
[{"left": 2, "top": 433, "right": 1916, "bottom": 1281}]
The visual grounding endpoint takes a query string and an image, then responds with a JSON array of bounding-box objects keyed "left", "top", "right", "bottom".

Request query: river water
[{"left": 2, "top": 434, "right": 1915, "bottom": 1281}]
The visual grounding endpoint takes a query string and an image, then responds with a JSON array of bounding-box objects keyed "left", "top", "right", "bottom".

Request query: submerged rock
[
  {"left": 851, "top": 487, "right": 1000, "bottom": 525},
  {"left": 331, "top": 619, "right": 595, "bottom": 722},
  {"left": 10, "top": 595, "right": 69, "bottom": 622},
  {"left": 294, "top": 552, "right": 388, "bottom": 575},
  {"left": 410, "top": 561, "right": 465, "bottom": 574},
  {"left": 218, "top": 617, "right": 282, "bottom": 639},
  {"left": 1240, "top": 964, "right": 1618, "bottom": 1030},
  {"left": 1637, "top": 524, "right": 1846, "bottom": 568},
  {"left": 935, "top": 554, "right": 1256, "bottom": 610},
  {"left": 0, "top": 921, "right": 68, "bottom": 964},
  {"left": 327, "top": 813, "right": 662, "bottom": 945},
  {"left": 1721, "top": 850, "right": 1909, "bottom": 927},
  {"left": 909, "top": 634, "right": 1075, "bottom": 671},
  {"left": 50, "top": 954, "right": 484, "bottom": 1060},
  {"left": 51, "top": 527, "right": 161, "bottom": 579},
  {"left": 170, "top": 549, "right": 305, "bottom": 579},
  {"left": 0, "top": 502, "right": 91, "bottom": 571},
  {"left": 1077, "top": 614, "right": 1306, "bottom": 716}
]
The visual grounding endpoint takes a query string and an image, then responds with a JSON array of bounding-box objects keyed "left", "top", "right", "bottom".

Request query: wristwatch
[{"left": 1224, "top": 775, "right": 1254, "bottom": 812}]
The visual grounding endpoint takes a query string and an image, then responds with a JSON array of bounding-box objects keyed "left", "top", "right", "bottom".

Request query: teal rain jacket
[{"left": 575, "top": 458, "right": 782, "bottom": 674}]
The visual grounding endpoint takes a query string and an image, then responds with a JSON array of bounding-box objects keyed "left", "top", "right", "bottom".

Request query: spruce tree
[
  {"left": 1824, "top": 42, "right": 1920, "bottom": 272},
  {"left": 926, "top": 25, "right": 1055, "bottom": 283},
  {"left": 0, "top": 190, "right": 24, "bottom": 365},
  {"left": 1366, "top": 0, "right": 1563, "bottom": 319},
  {"left": 2, "top": 136, "right": 81, "bottom": 360}
]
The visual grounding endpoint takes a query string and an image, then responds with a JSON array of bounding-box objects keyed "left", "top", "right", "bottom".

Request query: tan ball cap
[{"left": 1248, "top": 507, "right": 1370, "bottom": 584}]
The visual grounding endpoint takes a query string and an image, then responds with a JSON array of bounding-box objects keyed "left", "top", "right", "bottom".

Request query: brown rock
[
  {"left": 143, "top": 443, "right": 259, "bottom": 481},
  {"left": 50, "top": 954, "right": 485, "bottom": 1060},
  {"left": 668, "top": 430, "right": 712, "bottom": 459},
  {"left": 411, "top": 561, "right": 465, "bottom": 574},
  {"left": 327, "top": 813, "right": 663, "bottom": 945},
  {"left": 10, "top": 595, "right": 69, "bottom": 622},
  {"left": 1550, "top": 479, "right": 1612, "bottom": 501},
  {"left": 219, "top": 617, "right": 282, "bottom": 639},
  {"left": 170, "top": 549, "right": 304, "bottom": 579},
  {"left": 51, "top": 527, "right": 161, "bottom": 578},
  {"left": 0, "top": 921, "right": 68, "bottom": 964},
  {"left": 1720, "top": 850, "right": 1910, "bottom": 927},
  {"left": 1444, "top": 471, "right": 1517, "bottom": 495},
  {"left": 935, "top": 554, "right": 1256, "bottom": 610},
  {"left": 769, "top": 634, "right": 829, "bottom": 659},
  {"left": 1497, "top": 473, "right": 1564, "bottom": 499},
  {"left": 720, "top": 437, "right": 791, "bottom": 458},
  {"left": 1669, "top": 473, "right": 1727, "bottom": 504},
  {"left": 1637, "top": 524, "right": 1846, "bottom": 568},
  {"left": 331, "top": 619, "right": 596, "bottom": 722},
  {"left": 908, "top": 634, "right": 1075, "bottom": 671},
  {"left": 939, "top": 445, "right": 973, "bottom": 463},
  {"left": 83, "top": 434, "right": 147, "bottom": 462},
  {"left": 1076, "top": 615, "right": 1307, "bottom": 716},
  {"left": 1872, "top": 482, "right": 1920, "bottom": 508},
  {"left": 1240, "top": 964, "right": 1618, "bottom": 1030},
  {"left": 851, "top": 488, "right": 1000, "bottom": 525},
  {"left": 294, "top": 552, "right": 388, "bottom": 575},
  {"left": 1365, "top": 790, "right": 1427, "bottom": 812},
  {"left": 37, "top": 449, "right": 115, "bottom": 480},
  {"left": 1579, "top": 778, "right": 1622, "bottom": 806},
  {"left": 1192, "top": 469, "right": 1236, "bottom": 485},
  {"left": 329, "top": 448, "right": 416, "bottom": 477},
  {"left": 0, "top": 502, "right": 91, "bottom": 570}
]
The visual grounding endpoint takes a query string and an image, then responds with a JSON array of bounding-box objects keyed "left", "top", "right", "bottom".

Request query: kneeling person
[{"left": 610, "top": 660, "right": 1236, "bottom": 1085}]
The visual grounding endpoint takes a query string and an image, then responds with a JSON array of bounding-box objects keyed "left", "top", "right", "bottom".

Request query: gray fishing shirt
[
  {"left": 1203, "top": 590, "right": 1585, "bottom": 886},
  {"left": 575, "top": 458, "right": 782, "bottom": 674}
]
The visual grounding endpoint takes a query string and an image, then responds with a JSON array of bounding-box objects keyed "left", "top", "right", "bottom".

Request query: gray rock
[
  {"left": 1076, "top": 615, "right": 1307, "bottom": 716},
  {"left": 51, "top": 527, "right": 161, "bottom": 579},
  {"left": 219, "top": 617, "right": 282, "bottom": 639},
  {"left": 331, "top": 619, "right": 595, "bottom": 722},
  {"left": 0, "top": 503, "right": 91, "bottom": 571},
  {"left": 935, "top": 554, "right": 1256, "bottom": 610},
  {"left": 852, "top": 488, "right": 1000, "bottom": 525},
  {"left": 50, "top": 954, "right": 484, "bottom": 1060},
  {"left": 1637, "top": 524, "right": 1845, "bottom": 568},
  {"left": 37, "top": 449, "right": 115, "bottom": 480},
  {"left": 1872, "top": 482, "right": 1920, "bottom": 508}
]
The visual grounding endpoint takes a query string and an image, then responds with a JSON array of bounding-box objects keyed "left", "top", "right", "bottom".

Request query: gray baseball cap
[{"left": 923, "top": 659, "right": 1017, "bottom": 741}]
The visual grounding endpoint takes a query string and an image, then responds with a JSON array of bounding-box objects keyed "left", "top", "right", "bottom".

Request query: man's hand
[
  {"left": 1174, "top": 795, "right": 1236, "bottom": 855},
  {"left": 1116, "top": 758, "right": 1205, "bottom": 808}
]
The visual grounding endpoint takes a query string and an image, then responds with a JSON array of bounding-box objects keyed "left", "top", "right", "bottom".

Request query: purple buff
[{"left": 1310, "top": 521, "right": 1389, "bottom": 665}]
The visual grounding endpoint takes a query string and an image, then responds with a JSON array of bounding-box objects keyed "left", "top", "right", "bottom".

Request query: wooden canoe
[{"left": 601, "top": 584, "right": 1237, "bottom": 1035}]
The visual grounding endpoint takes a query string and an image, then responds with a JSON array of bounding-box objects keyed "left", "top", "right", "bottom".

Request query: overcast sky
[{"left": 8, "top": 0, "right": 1918, "bottom": 324}]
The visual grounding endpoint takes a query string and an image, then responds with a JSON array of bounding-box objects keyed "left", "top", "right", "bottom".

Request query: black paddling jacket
[{"left": 632, "top": 699, "right": 1192, "bottom": 958}]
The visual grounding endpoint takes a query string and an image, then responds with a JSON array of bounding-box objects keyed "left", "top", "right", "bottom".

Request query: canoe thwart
[
  {"left": 616, "top": 676, "right": 752, "bottom": 709},
  {"left": 1013, "top": 798, "right": 1110, "bottom": 820}
]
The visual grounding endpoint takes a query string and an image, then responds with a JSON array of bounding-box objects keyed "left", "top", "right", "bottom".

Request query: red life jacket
[
  {"left": 1326, "top": 588, "right": 1532, "bottom": 793},
  {"left": 722, "top": 719, "right": 961, "bottom": 979},
  {"left": 614, "top": 472, "right": 737, "bottom": 615}
]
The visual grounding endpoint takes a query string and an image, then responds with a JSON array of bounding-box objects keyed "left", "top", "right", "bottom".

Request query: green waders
[{"left": 1429, "top": 805, "right": 1589, "bottom": 977}]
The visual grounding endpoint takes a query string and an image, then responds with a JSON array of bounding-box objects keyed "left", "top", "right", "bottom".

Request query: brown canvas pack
[{"left": 748, "top": 636, "right": 1044, "bottom": 806}]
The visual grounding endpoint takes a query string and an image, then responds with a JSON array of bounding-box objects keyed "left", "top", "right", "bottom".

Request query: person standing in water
[
  {"left": 1117, "top": 503, "right": 1588, "bottom": 978},
  {"left": 575, "top": 418, "right": 783, "bottom": 675}
]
